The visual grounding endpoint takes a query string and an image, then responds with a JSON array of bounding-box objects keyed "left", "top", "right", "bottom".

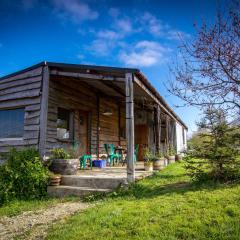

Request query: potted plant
[
  {"left": 143, "top": 148, "right": 154, "bottom": 171},
  {"left": 175, "top": 152, "right": 183, "bottom": 161},
  {"left": 153, "top": 151, "right": 165, "bottom": 170},
  {"left": 167, "top": 145, "right": 176, "bottom": 164},
  {"left": 49, "top": 148, "right": 79, "bottom": 175},
  {"left": 49, "top": 172, "right": 61, "bottom": 186}
]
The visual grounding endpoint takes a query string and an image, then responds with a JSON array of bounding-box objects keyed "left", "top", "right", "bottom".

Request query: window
[
  {"left": 57, "top": 108, "right": 71, "bottom": 140},
  {"left": 0, "top": 108, "right": 25, "bottom": 138}
]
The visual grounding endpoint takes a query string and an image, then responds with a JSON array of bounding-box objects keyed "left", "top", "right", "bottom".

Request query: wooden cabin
[{"left": 0, "top": 62, "right": 187, "bottom": 181}]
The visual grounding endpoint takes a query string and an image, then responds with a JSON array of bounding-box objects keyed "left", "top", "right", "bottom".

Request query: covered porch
[
  {"left": 41, "top": 63, "right": 183, "bottom": 182},
  {"left": 48, "top": 162, "right": 152, "bottom": 197}
]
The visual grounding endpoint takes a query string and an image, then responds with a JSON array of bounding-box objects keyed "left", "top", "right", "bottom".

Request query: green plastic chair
[
  {"left": 134, "top": 144, "right": 139, "bottom": 162},
  {"left": 79, "top": 155, "right": 92, "bottom": 170},
  {"left": 104, "top": 144, "right": 121, "bottom": 167}
]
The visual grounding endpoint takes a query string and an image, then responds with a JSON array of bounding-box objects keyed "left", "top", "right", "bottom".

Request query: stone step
[
  {"left": 48, "top": 186, "right": 111, "bottom": 198},
  {"left": 61, "top": 176, "right": 127, "bottom": 189}
]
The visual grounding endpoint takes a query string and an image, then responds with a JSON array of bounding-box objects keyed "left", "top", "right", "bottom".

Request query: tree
[
  {"left": 186, "top": 107, "right": 240, "bottom": 181},
  {"left": 168, "top": 1, "right": 240, "bottom": 113}
]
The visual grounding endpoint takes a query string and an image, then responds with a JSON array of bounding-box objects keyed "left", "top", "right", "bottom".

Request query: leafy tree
[
  {"left": 186, "top": 107, "right": 240, "bottom": 181},
  {"left": 168, "top": 1, "right": 240, "bottom": 113}
]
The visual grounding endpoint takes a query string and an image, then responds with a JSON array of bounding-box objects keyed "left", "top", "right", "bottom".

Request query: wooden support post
[
  {"left": 118, "top": 103, "right": 121, "bottom": 146},
  {"left": 96, "top": 95, "right": 100, "bottom": 159},
  {"left": 155, "top": 105, "right": 161, "bottom": 152},
  {"left": 173, "top": 121, "right": 177, "bottom": 151},
  {"left": 125, "top": 73, "right": 135, "bottom": 183},
  {"left": 166, "top": 115, "right": 170, "bottom": 150},
  {"left": 39, "top": 65, "right": 49, "bottom": 157}
]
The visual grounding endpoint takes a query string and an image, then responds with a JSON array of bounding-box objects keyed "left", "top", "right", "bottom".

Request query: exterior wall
[
  {"left": 0, "top": 67, "right": 43, "bottom": 155},
  {"left": 45, "top": 76, "right": 126, "bottom": 156},
  {"left": 0, "top": 66, "right": 188, "bottom": 159},
  {"left": 176, "top": 121, "right": 187, "bottom": 153}
]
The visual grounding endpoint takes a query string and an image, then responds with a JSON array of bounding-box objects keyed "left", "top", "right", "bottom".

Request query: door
[
  {"left": 135, "top": 124, "right": 149, "bottom": 161},
  {"left": 78, "top": 111, "right": 89, "bottom": 155}
]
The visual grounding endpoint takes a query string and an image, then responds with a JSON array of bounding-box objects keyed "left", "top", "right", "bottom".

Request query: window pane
[
  {"left": 0, "top": 108, "right": 25, "bottom": 138},
  {"left": 57, "top": 108, "right": 70, "bottom": 139}
]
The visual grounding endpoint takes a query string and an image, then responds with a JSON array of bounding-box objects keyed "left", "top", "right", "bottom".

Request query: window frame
[
  {"left": 57, "top": 107, "right": 74, "bottom": 142},
  {"left": 0, "top": 107, "right": 25, "bottom": 140}
]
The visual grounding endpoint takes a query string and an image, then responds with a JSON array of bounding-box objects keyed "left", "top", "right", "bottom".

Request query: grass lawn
[
  {"left": 0, "top": 197, "right": 77, "bottom": 217},
  {"left": 46, "top": 161, "right": 240, "bottom": 240}
]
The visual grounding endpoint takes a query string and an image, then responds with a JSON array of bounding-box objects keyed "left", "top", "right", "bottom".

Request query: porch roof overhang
[{"left": 0, "top": 61, "right": 188, "bottom": 130}]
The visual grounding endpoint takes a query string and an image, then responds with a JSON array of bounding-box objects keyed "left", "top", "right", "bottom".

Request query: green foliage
[
  {"left": 0, "top": 148, "right": 50, "bottom": 205},
  {"left": 143, "top": 148, "right": 154, "bottom": 162},
  {"left": 186, "top": 108, "right": 240, "bottom": 182},
  {"left": 167, "top": 144, "right": 176, "bottom": 156},
  {"left": 155, "top": 150, "right": 164, "bottom": 159},
  {"left": 50, "top": 148, "right": 70, "bottom": 159}
]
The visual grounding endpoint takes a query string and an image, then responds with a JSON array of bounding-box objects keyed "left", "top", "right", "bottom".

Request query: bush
[
  {"left": 0, "top": 148, "right": 50, "bottom": 205},
  {"left": 185, "top": 108, "right": 240, "bottom": 182}
]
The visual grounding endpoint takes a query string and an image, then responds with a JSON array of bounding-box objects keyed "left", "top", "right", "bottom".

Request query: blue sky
[{"left": 0, "top": 0, "right": 219, "bottom": 134}]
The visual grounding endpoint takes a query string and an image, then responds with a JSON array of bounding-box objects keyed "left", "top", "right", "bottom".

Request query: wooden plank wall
[
  {"left": 46, "top": 76, "right": 125, "bottom": 156},
  {"left": 0, "top": 67, "right": 43, "bottom": 153},
  {"left": 98, "top": 98, "right": 120, "bottom": 154}
]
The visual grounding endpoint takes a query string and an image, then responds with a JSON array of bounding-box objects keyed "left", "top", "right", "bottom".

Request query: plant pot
[
  {"left": 168, "top": 155, "right": 175, "bottom": 164},
  {"left": 144, "top": 162, "right": 153, "bottom": 171},
  {"left": 49, "top": 159, "right": 79, "bottom": 175},
  {"left": 49, "top": 175, "right": 61, "bottom": 186},
  {"left": 175, "top": 154, "right": 183, "bottom": 161},
  {"left": 153, "top": 158, "right": 165, "bottom": 170}
]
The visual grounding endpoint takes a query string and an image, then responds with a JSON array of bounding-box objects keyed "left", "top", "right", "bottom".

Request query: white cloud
[
  {"left": 52, "top": 0, "right": 98, "bottom": 23},
  {"left": 140, "top": 12, "right": 165, "bottom": 37},
  {"left": 140, "top": 12, "right": 190, "bottom": 40},
  {"left": 119, "top": 40, "right": 170, "bottom": 67},
  {"left": 97, "top": 30, "right": 122, "bottom": 40},
  {"left": 115, "top": 18, "right": 132, "bottom": 33},
  {"left": 87, "top": 39, "right": 111, "bottom": 56}
]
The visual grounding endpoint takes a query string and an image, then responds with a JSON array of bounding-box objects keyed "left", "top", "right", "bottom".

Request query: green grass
[
  {"left": 0, "top": 197, "right": 77, "bottom": 217},
  {"left": 46, "top": 162, "right": 240, "bottom": 240}
]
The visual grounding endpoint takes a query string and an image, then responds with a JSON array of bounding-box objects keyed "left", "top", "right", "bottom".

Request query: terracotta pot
[
  {"left": 49, "top": 175, "right": 61, "bottom": 186},
  {"left": 175, "top": 154, "right": 183, "bottom": 161},
  {"left": 49, "top": 159, "right": 79, "bottom": 175},
  {"left": 168, "top": 155, "right": 175, "bottom": 164},
  {"left": 153, "top": 158, "right": 165, "bottom": 170},
  {"left": 144, "top": 162, "right": 153, "bottom": 171}
]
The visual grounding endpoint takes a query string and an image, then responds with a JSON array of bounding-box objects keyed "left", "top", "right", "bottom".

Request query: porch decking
[{"left": 48, "top": 162, "right": 152, "bottom": 197}]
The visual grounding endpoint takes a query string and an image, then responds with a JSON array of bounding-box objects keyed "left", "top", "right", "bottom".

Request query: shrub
[
  {"left": 0, "top": 148, "right": 50, "bottom": 205},
  {"left": 185, "top": 108, "right": 240, "bottom": 182}
]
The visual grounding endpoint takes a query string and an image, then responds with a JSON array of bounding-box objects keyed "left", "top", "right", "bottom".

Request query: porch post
[
  {"left": 125, "top": 73, "right": 135, "bottom": 182},
  {"left": 155, "top": 105, "right": 161, "bottom": 153},
  {"left": 39, "top": 65, "right": 49, "bottom": 157},
  {"left": 166, "top": 115, "right": 170, "bottom": 150}
]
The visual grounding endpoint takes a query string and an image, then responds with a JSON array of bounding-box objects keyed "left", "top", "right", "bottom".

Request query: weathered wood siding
[
  {"left": 0, "top": 67, "right": 43, "bottom": 153},
  {"left": 46, "top": 76, "right": 125, "bottom": 156}
]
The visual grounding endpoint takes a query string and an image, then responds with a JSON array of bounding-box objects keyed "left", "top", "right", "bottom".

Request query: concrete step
[
  {"left": 48, "top": 186, "right": 111, "bottom": 198},
  {"left": 61, "top": 176, "right": 127, "bottom": 189}
]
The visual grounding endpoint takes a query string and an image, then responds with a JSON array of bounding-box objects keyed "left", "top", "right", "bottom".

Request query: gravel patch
[{"left": 0, "top": 201, "right": 90, "bottom": 240}]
